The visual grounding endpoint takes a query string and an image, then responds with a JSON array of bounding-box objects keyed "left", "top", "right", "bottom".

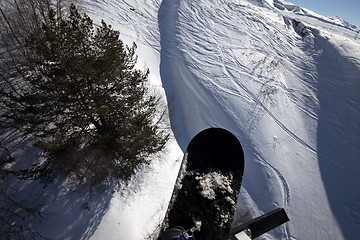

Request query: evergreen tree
[{"left": 1, "top": 4, "right": 169, "bottom": 184}]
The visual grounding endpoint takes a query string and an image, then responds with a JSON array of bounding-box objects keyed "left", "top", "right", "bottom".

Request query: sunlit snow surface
[
  {"left": 81, "top": 0, "right": 360, "bottom": 239},
  {"left": 3, "top": 0, "right": 359, "bottom": 239}
]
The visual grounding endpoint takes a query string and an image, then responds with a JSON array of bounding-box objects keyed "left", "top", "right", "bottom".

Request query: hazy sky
[{"left": 288, "top": 0, "right": 360, "bottom": 26}]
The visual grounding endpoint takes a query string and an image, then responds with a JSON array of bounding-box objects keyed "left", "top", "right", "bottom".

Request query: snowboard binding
[
  {"left": 178, "top": 227, "right": 196, "bottom": 240},
  {"left": 158, "top": 226, "right": 196, "bottom": 240}
]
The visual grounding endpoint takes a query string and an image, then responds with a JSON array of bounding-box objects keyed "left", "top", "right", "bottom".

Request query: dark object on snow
[
  {"left": 229, "top": 208, "right": 290, "bottom": 239},
  {"left": 158, "top": 226, "right": 185, "bottom": 240},
  {"left": 159, "top": 128, "right": 245, "bottom": 240},
  {"left": 158, "top": 226, "right": 195, "bottom": 240},
  {"left": 130, "top": 7, "right": 136, "bottom": 11}
]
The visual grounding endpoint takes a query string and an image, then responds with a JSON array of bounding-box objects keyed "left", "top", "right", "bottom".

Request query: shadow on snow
[{"left": 315, "top": 33, "right": 360, "bottom": 240}]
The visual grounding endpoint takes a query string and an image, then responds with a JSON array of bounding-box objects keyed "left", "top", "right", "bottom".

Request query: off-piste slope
[
  {"left": 30, "top": 0, "right": 358, "bottom": 239},
  {"left": 158, "top": 0, "right": 360, "bottom": 239},
  {"left": 3, "top": 0, "right": 360, "bottom": 239}
]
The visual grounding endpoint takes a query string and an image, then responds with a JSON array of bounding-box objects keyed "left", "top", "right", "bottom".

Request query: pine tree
[{"left": 1, "top": 4, "right": 169, "bottom": 184}]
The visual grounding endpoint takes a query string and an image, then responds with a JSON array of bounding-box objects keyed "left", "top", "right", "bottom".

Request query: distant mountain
[{"left": 328, "top": 16, "right": 359, "bottom": 31}]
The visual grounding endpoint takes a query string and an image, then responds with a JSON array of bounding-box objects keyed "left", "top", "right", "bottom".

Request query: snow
[
  {"left": 196, "top": 171, "right": 234, "bottom": 200},
  {"left": 89, "top": 143, "right": 183, "bottom": 240},
  {"left": 2, "top": 0, "right": 360, "bottom": 239}
]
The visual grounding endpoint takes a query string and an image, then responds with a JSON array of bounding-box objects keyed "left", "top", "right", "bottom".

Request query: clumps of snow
[
  {"left": 175, "top": 182, "right": 183, "bottom": 190},
  {"left": 225, "top": 196, "right": 236, "bottom": 205},
  {"left": 194, "top": 220, "right": 202, "bottom": 231},
  {"left": 195, "top": 171, "right": 234, "bottom": 200}
]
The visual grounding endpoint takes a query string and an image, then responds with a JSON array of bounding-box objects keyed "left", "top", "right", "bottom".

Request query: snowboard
[{"left": 158, "top": 128, "right": 245, "bottom": 240}]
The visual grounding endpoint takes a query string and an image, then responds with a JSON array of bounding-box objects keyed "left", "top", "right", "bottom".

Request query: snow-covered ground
[{"left": 2, "top": 0, "right": 360, "bottom": 239}]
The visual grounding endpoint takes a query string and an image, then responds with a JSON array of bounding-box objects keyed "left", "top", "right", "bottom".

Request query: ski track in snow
[
  {"left": 160, "top": 0, "right": 360, "bottom": 239},
  {"left": 161, "top": 1, "right": 296, "bottom": 238},
  {"left": 223, "top": 64, "right": 318, "bottom": 155},
  {"left": 253, "top": 152, "right": 291, "bottom": 208},
  {"left": 177, "top": 0, "right": 319, "bottom": 157}
]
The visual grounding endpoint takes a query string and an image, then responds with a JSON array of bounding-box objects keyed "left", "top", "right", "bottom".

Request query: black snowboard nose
[{"left": 186, "top": 128, "right": 244, "bottom": 173}]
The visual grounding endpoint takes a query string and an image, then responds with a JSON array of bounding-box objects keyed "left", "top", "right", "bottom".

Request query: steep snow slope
[
  {"left": 1, "top": 1, "right": 180, "bottom": 240},
  {"left": 157, "top": 0, "right": 360, "bottom": 239},
  {"left": 81, "top": 1, "right": 184, "bottom": 239},
  {"left": 82, "top": 0, "right": 360, "bottom": 239}
]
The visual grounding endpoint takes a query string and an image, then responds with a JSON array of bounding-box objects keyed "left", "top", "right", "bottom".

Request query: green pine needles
[{"left": 1, "top": 3, "right": 169, "bottom": 185}]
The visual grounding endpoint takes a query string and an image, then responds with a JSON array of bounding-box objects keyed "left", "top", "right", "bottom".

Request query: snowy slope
[
  {"left": 157, "top": 0, "right": 360, "bottom": 239},
  {"left": 2, "top": 0, "right": 359, "bottom": 239},
  {"left": 48, "top": 0, "right": 360, "bottom": 239}
]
